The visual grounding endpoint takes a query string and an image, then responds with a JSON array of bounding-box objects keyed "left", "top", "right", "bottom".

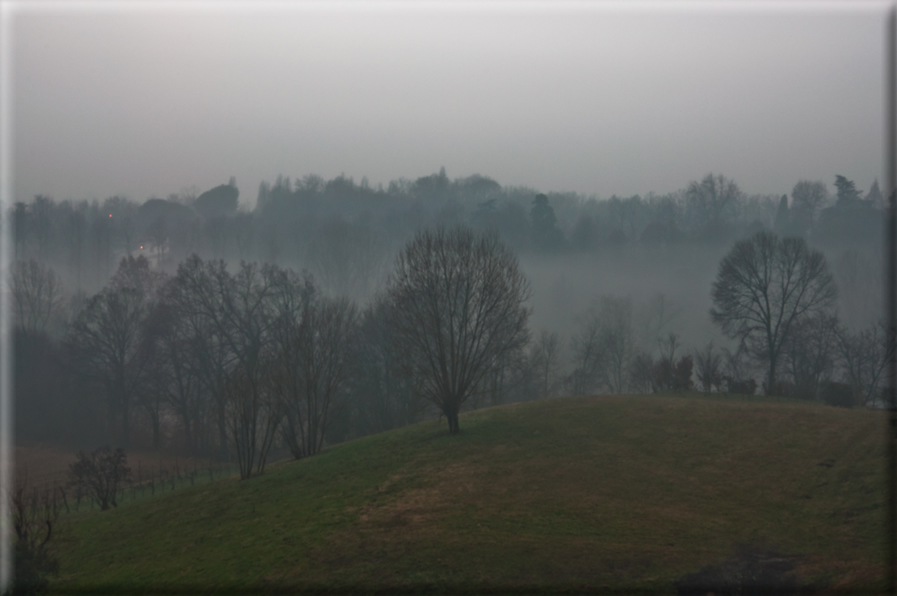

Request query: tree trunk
[
  {"left": 121, "top": 393, "right": 131, "bottom": 449},
  {"left": 151, "top": 409, "right": 161, "bottom": 450},
  {"left": 182, "top": 410, "right": 193, "bottom": 454},
  {"left": 444, "top": 403, "right": 460, "bottom": 434},
  {"left": 216, "top": 398, "right": 229, "bottom": 461}
]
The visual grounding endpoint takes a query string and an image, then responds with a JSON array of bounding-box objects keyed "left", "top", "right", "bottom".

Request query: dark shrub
[
  {"left": 68, "top": 446, "right": 131, "bottom": 510},
  {"left": 726, "top": 378, "right": 756, "bottom": 395},
  {"left": 820, "top": 381, "right": 856, "bottom": 408},
  {"left": 654, "top": 356, "right": 694, "bottom": 392}
]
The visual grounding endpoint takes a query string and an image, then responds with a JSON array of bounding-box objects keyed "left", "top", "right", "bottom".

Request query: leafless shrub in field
[
  {"left": 694, "top": 341, "right": 723, "bottom": 393},
  {"left": 67, "top": 446, "right": 131, "bottom": 511},
  {"left": 9, "top": 471, "right": 61, "bottom": 595}
]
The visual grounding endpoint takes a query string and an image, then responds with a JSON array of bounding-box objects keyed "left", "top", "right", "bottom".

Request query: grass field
[{"left": 48, "top": 393, "right": 888, "bottom": 594}]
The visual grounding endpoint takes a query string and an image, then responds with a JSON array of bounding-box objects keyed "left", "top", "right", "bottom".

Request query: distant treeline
[
  {"left": 9, "top": 170, "right": 888, "bottom": 456},
  {"left": 10, "top": 170, "right": 885, "bottom": 302}
]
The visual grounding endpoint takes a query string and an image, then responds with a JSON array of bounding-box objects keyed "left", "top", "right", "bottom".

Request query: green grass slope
[{"left": 51, "top": 394, "right": 887, "bottom": 593}]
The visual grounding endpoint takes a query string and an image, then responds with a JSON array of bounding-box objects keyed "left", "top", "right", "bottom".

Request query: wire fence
[{"left": 14, "top": 451, "right": 238, "bottom": 515}]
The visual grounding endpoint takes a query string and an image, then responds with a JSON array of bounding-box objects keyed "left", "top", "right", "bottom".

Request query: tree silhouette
[
  {"left": 834, "top": 175, "right": 862, "bottom": 206},
  {"left": 387, "top": 227, "right": 530, "bottom": 433},
  {"left": 710, "top": 231, "right": 837, "bottom": 394},
  {"left": 790, "top": 180, "right": 829, "bottom": 233},
  {"left": 530, "top": 194, "right": 563, "bottom": 250},
  {"left": 66, "top": 256, "right": 166, "bottom": 447}
]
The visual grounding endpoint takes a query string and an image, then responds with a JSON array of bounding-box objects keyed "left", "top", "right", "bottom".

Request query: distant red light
[{"left": 108, "top": 214, "right": 112, "bottom": 217}]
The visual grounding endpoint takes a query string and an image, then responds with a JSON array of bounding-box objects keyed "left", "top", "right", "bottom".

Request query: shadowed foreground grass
[{"left": 50, "top": 394, "right": 887, "bottom": 594}]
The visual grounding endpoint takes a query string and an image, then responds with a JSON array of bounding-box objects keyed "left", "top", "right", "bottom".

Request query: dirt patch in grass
[
  {"left": 353, "top": 461, "right": 486, "bottom": 528},
  {"left": 358, "top": 485, "right": 445, "bottom": 527}
]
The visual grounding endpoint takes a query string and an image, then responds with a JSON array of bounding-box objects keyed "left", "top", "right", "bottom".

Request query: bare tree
[
  {"left": 597, "top": 296, "right": 636, "bottom": 394},
  {"left": 10, "top": 259, "right": 66, "bottom": 335},
  {"left": 10, "top": 472, "right": 60, "bottom": 594},
  {"left": 779, "top": 312, "right": 840, "bottom": 399},
  {"left": 307, "top": 217, "right": 389, "bottom": 300},
  {"left": 472, "top": 344, "right": 530, "bottom": 408},
  {"left": 694, "top": 341, "right": 723, "bottom": 393},
  {"left": 653, "top": 333, "right": 693, "bottom": 392},
  {"left": 273, "top": 289, "right": 358, "bottom": 459},
  {"left": 165, "top": 258, "right": 332, "bottom": 471},
  {"left": 567, "top": 296, "right": 638, "bottom": 395},
  {"left": 636, "top": 292, "right": 680, "bottom": 351},
  {"left": 387, "top": 227, "right": 531, "bottom": 434},
  {"left": 628, "top": 351, "right": 655, "bottom": 394},
  {"left": 568, "top": 309, "right": 604, "bottom": 396},
  {"left": 684, "top": 173, "right": 742, "bottom": 235},
  {"left": 657, "top": 333, "right": 681, "bottom": 365},
  {"left": 165, "top": 256, "right": 234, "bottom": 458},
  {"left": 836, "top": 319, "right": 892, "bottom": 407},
  {"left": 350, "top": 297, "right": 424, "bottom": 436},
  {"left": 165, "top": 256, "right": 284, "bottom": 459},
  {"left": 223, "top": 361, "right": 281, "bottom": 479},
  {"left": 139, "top": 300, "right": 205, "bottom": 451},
  {"left": 530, "top": 330, "right": 563, "bottom": 399},
  {"left": 790, "top": 180, "right": 829, "bottom": 233},
  {"left": 66, "top": 256, "right": 165, "bottom": 447},
  {"left": 721, "top": 342, "right": 756, "bottom": 394},
  {"left": 710, "top": 231, "right": 837, "bottom": 394}
]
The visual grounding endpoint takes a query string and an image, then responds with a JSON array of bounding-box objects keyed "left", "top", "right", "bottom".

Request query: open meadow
[{"left": 47, "top": 393, "right": 887, "bottom": 594}]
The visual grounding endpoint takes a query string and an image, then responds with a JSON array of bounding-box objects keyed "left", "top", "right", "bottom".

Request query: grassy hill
[{"left": 50, "top": 394, "right": 888, "bottom": 594}]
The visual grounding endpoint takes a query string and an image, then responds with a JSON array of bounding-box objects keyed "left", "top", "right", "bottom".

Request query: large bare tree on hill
[
  {"left": 387, "top": 227, "right": 531, "bottom": 434},
  {"left": 710, "top": 231, "right": 837, "bottom": 394}
]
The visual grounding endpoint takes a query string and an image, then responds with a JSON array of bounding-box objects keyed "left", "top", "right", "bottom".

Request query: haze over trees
[
  {"left": 9, "top": 169, "right": 890, "bottom": 463},
  {"left": 10, "top": 259, "right": 66, "bottom": 335},
  {"left": 790, "top": 180, "right": 829, "bottom": 235},
  {"left": 684, "top": 173, "right": 742, "bottom": 241}
]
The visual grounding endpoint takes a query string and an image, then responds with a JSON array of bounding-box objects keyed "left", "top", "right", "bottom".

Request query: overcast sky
[{"left": 3, "top": 1, "right": 891, "bottom": 207}]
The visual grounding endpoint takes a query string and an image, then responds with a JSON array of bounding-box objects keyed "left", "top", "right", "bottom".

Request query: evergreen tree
[
  {"left": 773, "top": 194, "right": 790, "bottom": 235},
  {"left": 866, "top": 179, "right": 883, "bottom": 208},
  {"left": 530, "top": 194, "right": 562, "bottom": 250},
  {"left": 834, "top": 175, "right": 862, "bottom": 206}
]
